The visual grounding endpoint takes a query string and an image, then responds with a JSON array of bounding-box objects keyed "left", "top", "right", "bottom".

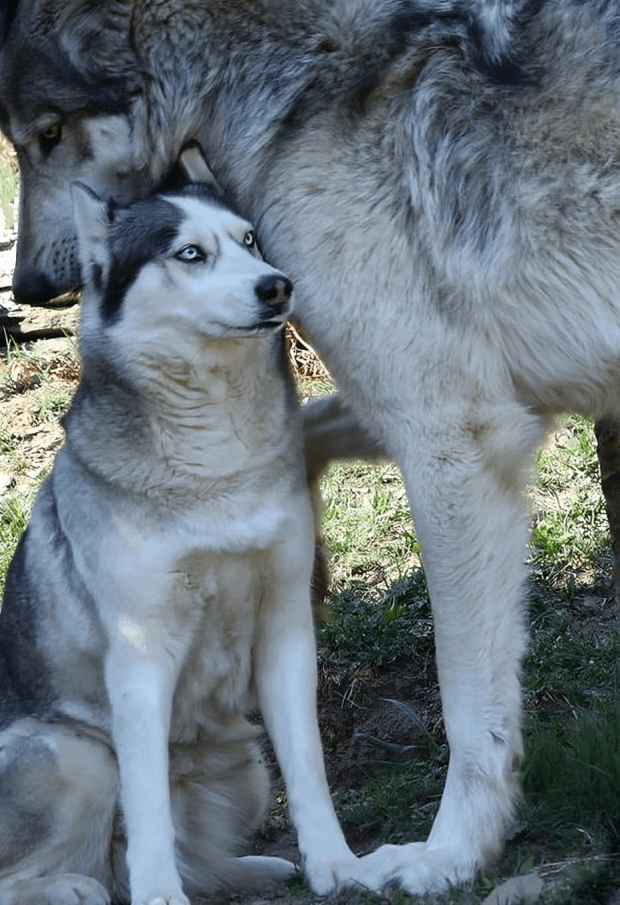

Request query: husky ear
[
  {"left": 71, "top": 182, "right": 111, "bottom": 287},
  {"left": 177, "top": 143, "right": 222, "bottom": 194}
]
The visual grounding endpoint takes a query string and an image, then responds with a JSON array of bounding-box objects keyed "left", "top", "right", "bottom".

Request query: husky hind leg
[{"left": 0, "top": 719, "right": 121, "bottom": 905}]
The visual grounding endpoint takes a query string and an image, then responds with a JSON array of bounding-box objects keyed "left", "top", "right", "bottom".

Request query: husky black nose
[{"left": 255, "top": 274, "right": 293, "bottom": 310}]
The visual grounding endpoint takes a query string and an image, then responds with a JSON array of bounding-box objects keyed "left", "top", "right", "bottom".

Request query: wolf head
[
  {"left": 72, "top": 148, "right": 293, "bottom": 371},
  {"left": 0, "top": 0, "right": 151, "bottom": 302},
  {"left": 0, "top": 0, "right": 530, "bottom": 306}
]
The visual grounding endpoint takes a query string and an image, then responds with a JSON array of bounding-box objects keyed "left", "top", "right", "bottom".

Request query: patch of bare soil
[{"left": 0, "top": 336, "right": 80, "bottom": 493}]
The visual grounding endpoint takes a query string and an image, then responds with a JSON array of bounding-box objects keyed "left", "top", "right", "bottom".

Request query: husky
[
  {"left": 1, "top": 0, "right": 620, "bottom": 895},
  {"left": 0, "top": 148, "right": 375, "bottom": 905}
]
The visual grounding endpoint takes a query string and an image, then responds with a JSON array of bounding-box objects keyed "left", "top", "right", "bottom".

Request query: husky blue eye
[
  {"left": 244, "top": 230, "right": 255, "bottom": 249},
  {"left": 175, "top": 245, "right": 205, "bottom": 263}
]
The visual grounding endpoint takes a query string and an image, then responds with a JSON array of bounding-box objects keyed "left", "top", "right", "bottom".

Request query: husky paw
[
  {"left": 303, "top": 854, "right": 369, "bottom": 896},
  {"left": 0, "top": 873, "right": 110, "bottom": 905}
]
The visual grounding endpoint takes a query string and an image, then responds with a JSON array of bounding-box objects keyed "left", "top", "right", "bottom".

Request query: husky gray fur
[
  {"left": 1, "top": 0, "right": 620, "bottom": 895},
  {"left": 0, "top": 147, "right": 373, "bottom": 905}
]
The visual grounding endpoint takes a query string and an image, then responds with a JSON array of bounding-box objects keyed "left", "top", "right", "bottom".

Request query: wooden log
[{"left": 0, "top": 299, "right": 78, "bottom": 343}]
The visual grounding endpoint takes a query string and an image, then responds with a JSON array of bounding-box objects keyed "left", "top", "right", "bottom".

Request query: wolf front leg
[
  {"left": 349, "top": 399, "right": 548, "bottom": 894},
  {"left": 105, "top": 641, "right": 188, "bottom": 905}
]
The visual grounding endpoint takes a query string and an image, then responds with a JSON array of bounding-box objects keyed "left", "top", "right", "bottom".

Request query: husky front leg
[
  {"left": 350, "top": 400, "right": 548, "bottom": 894},
  {"left": 105, "top": 641, "right": 187, "bottom": 905},
  {"left": 254, "top": 499, "right": 361, "bottom": 896}
]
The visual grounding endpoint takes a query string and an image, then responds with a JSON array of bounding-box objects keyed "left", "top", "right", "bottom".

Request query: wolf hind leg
[{"left": 0, "top": 718, "right": 120, "bottom": 905}]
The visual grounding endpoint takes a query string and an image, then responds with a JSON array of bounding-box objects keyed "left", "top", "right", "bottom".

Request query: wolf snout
[
  {"left": 12, "top": 267, "right": 65, "bottom": 306},
  {"left": 255, "top": 274, "right": 293, "bottom": 311}
]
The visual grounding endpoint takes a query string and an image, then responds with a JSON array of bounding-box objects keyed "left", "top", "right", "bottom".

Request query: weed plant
[
  {"left": 0, "top": 136, "right": 17, "bottom": 229},
  {"left": 0, "top": 488, "right": 33, "bottom": 595}
]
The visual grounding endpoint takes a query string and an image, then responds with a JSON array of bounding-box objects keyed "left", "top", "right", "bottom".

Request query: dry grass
[{"left": 287, "top": 323, "right": 331, "bottom": 382}]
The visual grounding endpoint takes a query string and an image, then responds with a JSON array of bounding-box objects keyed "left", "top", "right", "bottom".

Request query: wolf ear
[
  {"left": 71, "top": 182, "right": 111, "bottom": 286},
  {"left": 0, "top": 0, "right": 20, "bottom": 47},
  {"left": 177, "top": 142, "right": 223, "bottom": 194}
]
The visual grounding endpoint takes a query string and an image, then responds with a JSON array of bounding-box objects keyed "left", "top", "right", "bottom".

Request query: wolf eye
[
  {"left": 243, "top": 230, "right": 256, "bottom": 249},
  {"left": 39, "top": 123, "right": 62, "bottom": 154},
  {"left": 175, "top": 245, "right": 205, "bottom": 263}
]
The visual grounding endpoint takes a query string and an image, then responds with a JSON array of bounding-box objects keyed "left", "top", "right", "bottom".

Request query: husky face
[{"left": 73, "top": 182, "right": 293, "bottom": 354}]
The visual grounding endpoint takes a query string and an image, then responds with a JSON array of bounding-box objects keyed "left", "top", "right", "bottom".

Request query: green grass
[
  {"left": 312, "top": 413, "right": 619, "bottom": 902},
  {"left": 0, "top": 340, "right": 78, "bottom": 594},
  {"left": 0, "top": 139, "right": 17, "bottom": 228},
  {"left": 529, "top": 415, "right": 611, "bottom": 589},
  {"left": 320, "top": 459, "right": 416, "bottom": 586},
  {"left": 0, "top": 487, "right": 34, "bottom": 596},
  {"left": 521, "top": 700, "right": 620, "bottom": 853},
  {"left": 318, "top": 571, "right": 432, "bottom": 668},
  {"left": 1, "top": 352, "right": 619, "bottom": 902},
  {"left": 335, "top": 760, "right": 443, "bottom": 846},
  {"left": 36, "top": 386, "right": 73, "bottom": 421}
]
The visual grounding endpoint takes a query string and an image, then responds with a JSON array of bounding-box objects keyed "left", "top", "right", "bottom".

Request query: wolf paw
[
  {"left": 303, "top": 842, "right": 478, "bottom": 896},
  {"left": 352, "top": 842, "right": 477, "bottom": 894}
]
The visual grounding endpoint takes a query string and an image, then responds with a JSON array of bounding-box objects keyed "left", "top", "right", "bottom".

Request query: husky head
[{"left": 72, "top": 147, "right": 293, "bottom": 364}]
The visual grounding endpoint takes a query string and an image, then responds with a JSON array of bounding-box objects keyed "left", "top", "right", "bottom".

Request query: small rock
[{"left": 480, "top": 872, "right": 544, "bottom": 905}]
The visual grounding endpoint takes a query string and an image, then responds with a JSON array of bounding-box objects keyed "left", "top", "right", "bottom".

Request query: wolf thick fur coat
[{"left": 1, "top": 0, "right": 620, "bottom": 895}]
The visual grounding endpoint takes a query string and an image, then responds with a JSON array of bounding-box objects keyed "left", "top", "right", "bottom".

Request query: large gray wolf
[
  {"left": 0, "top": 148, "right": 374, "bottom": 905},
  {"left": 1, "top": 0, "right": 619, "bottom": 895}
]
